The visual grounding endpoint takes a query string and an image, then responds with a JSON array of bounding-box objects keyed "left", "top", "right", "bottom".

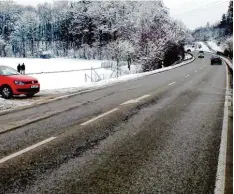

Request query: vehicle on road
[
  {"left": 198, "top": 53, "right": 204, "bottom": 58},
  {"left": 198, "top": 50, "right": 204, "bottom": 54},
  {"left": 211, "top": 55, "right": 222, "bottom": 65},
  {"left": 217, "top": 51, "right": 224, "bottom": 56},
  {"left": 0, "top": 66, "right": 40, "bottom": 99}
]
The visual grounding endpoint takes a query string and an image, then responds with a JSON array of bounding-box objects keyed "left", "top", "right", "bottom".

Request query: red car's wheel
[{"left": 1, "top": 85, "right": 13, "bottom": 99}]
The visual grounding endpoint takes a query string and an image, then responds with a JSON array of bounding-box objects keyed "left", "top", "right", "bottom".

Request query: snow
[
  {"left": 184, "top": 45, "right": 195, "bottom": 52},
  {"left": 207, "top": 41, "right": 224, "bottom": 52},
  {"left": 195, "top": 42, "right": 211, "bottom": 52},
  {"left": 54, "top": 56, "right": 194, "bottom": 93},
  {"left": 0, "top": 58, "right": 103, "bottom": 74},
  {"left": 0, "top": 55, "right": 194, "bottom": 111},
  {"left": 0, "top": 57, "right": 142, "bottom": 91},
  {"left": 0, "top": 55, "right": 192, "bottom": 92},
  {"left": 0, "top": 98, "right": 33, "bottom": 111}
]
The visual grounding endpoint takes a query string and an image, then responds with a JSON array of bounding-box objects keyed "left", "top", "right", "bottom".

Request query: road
[{"left": 0, "top": 52, "right": 228, "bottom": 194}]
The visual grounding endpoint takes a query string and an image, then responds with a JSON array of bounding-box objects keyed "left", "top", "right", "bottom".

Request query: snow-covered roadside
[
  {"left": 41, "top": 54, "right": 193, "bottom": 94},
  {"left": 0, "top": 98, "right": 33, "bottom": 111},
  {"left": 195, "top": 41, "right": 211, "bottom": 52},
  {"left": 0, "top": 94, "right": 61, "bottom": 111},
  {"left": 206, "top": 41, "right": 224, "bottom": 53},
  {"left": 0, "top": 57, "right": 194, "bottom": 111},
  {"left": 184, "top": 45, "right": 195, "bottom": 52},
  {"left": 0, "top": 55, "right": 194, "bottom": 111}
]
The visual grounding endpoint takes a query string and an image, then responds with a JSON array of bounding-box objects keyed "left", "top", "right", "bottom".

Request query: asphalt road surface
[{"left": 0, "top": 53, "right": 228, "bottom": 194}]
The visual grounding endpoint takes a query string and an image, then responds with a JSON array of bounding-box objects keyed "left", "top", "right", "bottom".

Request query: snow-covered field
[
  {"left": 0, "top": 58, "right": 102, "bottom": 74},
  {"left": 206, "top": 41, "right": 224, "bottom": 52},
  {"left": 0, "top": 58, "right": 142, "bottom": 91}
]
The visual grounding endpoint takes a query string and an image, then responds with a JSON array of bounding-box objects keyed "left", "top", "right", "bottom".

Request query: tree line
[
  {"left": 192, "top": 0, "right": 233, "bottom": 58},
  {"left": 0, "top": 1, "right": 192, "bottom": 70}
]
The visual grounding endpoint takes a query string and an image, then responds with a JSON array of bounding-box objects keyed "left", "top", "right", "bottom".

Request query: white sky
[
  {"left": 15, "top": 0, "right": 230, "bottom": 30},
  {"left": 163, "top": 0, "right": 230, "bottom": 30}
]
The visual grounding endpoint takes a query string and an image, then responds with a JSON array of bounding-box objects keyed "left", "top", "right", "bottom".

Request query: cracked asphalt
[{"left": 0, "top": 53, "right": 228, "bottom": 194}]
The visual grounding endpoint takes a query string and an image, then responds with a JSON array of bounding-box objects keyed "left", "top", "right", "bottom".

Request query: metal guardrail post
[{"left": 91, "top": 67, "right": 93, "bottom": 82}]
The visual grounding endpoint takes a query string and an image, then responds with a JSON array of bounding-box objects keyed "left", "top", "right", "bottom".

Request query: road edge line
[{"left": 214, "top": 63, "right": 230, "bottom": 194}]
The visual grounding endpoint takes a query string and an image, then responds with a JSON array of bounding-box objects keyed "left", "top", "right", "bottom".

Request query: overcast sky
[
  {"left": 164, "top": 0, "right": 229, "bottom": 30},
  {"left": 15, "top": 0, "right": 230, "bottom": 30}
]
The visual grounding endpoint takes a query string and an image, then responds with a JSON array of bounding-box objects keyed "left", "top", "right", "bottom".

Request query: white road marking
[
  {"left": 214, "top": 64, "right": 230, "bottom": 194},
  {"left": 121, "top": 99, "right": 139, "bottom": 105},
  {"left": 185, "top": 75, "right": 190, "bottom": 77},
  {"left": 121, "top": 94, "right": 151, "bottom": 105},
  {"left": 195, "top": 70, "right": 197, "bottom": 73},
  {"left": 80, "top": 108, "right": 119, "bottom": 126},
  {"left": 168, "top": 82, "right": 176, "bottom": 86},
  {"left": 0, "top": 137, "right": 57, "bottom": 164},
  {"left": 135, "top": 94, "right": 151, "bottom": 101}
]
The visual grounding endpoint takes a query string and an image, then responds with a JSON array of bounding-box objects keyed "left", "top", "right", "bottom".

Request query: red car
[{"left": 0, "top": 66, "right": 40, "bottom": 99}]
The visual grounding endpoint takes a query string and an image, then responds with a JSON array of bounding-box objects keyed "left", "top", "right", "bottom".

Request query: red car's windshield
[{"left": 0, "top": 66, "right": 20, "bottom": 76}]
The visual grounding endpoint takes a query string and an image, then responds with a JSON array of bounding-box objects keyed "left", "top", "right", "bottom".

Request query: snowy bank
[
  {"left": 0, "top": 55, "right": 194, "bottom": 111},
  {"left": 206, "top": 41, "right": 224, "bottom": 53},
  {"left": 195, "top": 42, "right": 211, "bottom": 52}
]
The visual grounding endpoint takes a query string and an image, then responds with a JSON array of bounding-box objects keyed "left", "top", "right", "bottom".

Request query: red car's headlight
[{"left": 14, "top": 80, "right": 25, "bottom": 85}]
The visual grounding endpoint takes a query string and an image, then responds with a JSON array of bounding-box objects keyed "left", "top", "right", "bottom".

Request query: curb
[{"left": 0, "top": 55, "right": 195, "bottom": 118}]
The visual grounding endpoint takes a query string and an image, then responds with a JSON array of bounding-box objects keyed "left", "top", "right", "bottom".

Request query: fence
[
  {"left": 101, "top": 61, "right": 128, "bottom": 69},
  {"left": 85, "top": 67, "right": 104, "bottom": 82}
]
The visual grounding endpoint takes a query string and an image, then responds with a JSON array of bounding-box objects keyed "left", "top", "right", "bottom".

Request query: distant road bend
[{"left": 0, "top": 52, "right": 231, "bottom": 194}]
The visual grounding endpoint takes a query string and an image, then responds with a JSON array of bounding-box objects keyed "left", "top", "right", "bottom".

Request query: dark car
[
  {"left": 216, "top": 51, "right": 224, "bottom": 56},
  {"left": 211, "top": 55, "right": 222, "bottom": 65},
  {"left": 199, "top": 50, "right": 204, "bottom": 54}
]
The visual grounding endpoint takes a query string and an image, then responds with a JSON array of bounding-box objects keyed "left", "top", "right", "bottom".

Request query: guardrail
[
  {"left": 221, "top": 57, "right": 233, "bottom": 71},
  {"left": 203, "top": 42, "right": 233, "bottom": 71},
  {"left": 201, "top": 50, "right": 233, "bottom": 71}
]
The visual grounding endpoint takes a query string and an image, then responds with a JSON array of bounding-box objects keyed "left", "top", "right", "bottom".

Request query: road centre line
[
  {"left": 0, "top": 137, "right": 57, "bottom": 164},
  {"left": 121, "top": 94, "right": 151, "bottom": 105},
  {"left": 185, "top": 75, "right": 190, "bottom": 77},
  {"left": 195, "top": 70, "right": 197, "bottom": 72},
  {"left": 0, "top": 94, "right": 153, "bottom": 163},
  {"left": 168, "top": 82, "right": 176, "bottom": 86},
  {"left": 135, "top": 94, "right": 151, "bottom": 101},
  {"left": 80, "top": 108, "right": 119, "bottom": 126}
]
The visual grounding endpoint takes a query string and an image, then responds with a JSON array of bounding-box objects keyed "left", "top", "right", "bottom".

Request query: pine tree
[{"left": 226, "top": 0, "right": 233, "bottom": 35}]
